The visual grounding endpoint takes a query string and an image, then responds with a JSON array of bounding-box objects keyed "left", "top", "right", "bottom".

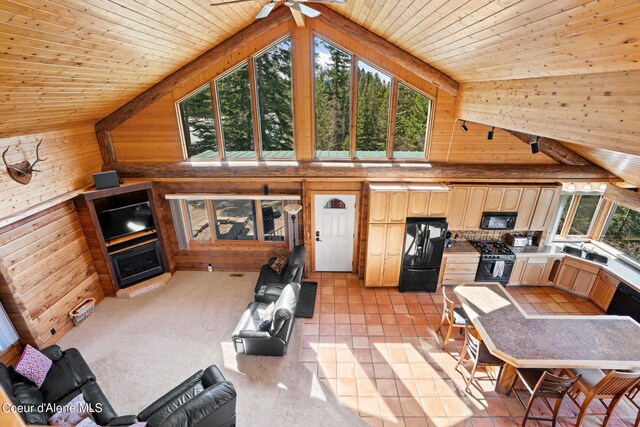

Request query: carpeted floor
[{"left": 58, "top": 271, "right": 365, "bottom": 427}]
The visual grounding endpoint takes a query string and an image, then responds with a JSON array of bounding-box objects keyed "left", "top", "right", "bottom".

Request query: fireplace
[{"left": 111, "top": 241, "right": 164, "bottom": 288}]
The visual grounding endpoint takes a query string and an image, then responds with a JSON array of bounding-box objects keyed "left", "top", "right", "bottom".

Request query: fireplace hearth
[{"left": 111, "top": 241, "right": 164, "bottom": 288}]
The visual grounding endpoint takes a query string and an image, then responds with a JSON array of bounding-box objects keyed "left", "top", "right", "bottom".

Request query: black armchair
[
  {"left": 233, "top": 282, "right": 300, "bottom": 356},
  {"left": 109, "top": 365, "right": 236, "bottom": 427}
]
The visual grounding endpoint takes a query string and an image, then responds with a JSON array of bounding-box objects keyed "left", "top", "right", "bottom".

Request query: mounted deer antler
[{"left": 2, "top": 140, "right": 48, "bottom": 185}]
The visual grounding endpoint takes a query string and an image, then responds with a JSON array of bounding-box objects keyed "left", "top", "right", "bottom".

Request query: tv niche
[{"left": 97, "top": 200, "right": 164, "bottom": 289}]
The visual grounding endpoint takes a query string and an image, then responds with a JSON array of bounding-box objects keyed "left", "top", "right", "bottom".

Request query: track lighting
[
  {"left": 487, "top": 126, "right": 495, "bottom": 140},
  {"left": 599, "top": 183, "right": 607, "bottom": 190},
  {"left": 567, "top": 182, "right": 576, "bottom": 191},
  {"left": 460, "top": 120, "right": 468, "bottom": 133},
  {"left": 530, "top": 136, "right": 540, "bottom": 154}
]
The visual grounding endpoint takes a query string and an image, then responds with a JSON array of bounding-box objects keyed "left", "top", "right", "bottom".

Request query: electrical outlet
[
  {"left": 50, "top": 328, "right": 56, "bottom": 336},
  {"left": 207, "top": 264, "right": 213, "bottom": 272}
]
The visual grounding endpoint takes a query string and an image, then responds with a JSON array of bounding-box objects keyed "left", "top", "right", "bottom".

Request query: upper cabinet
[
  {"left": 428, "top": 192, "right": 449, "bottom": 216},
  {"left": 388, "top": 192, "right": 409, "bottom": 223},
  {"left": 501, "top": 188, "right": 523, "bottom": 211},
  {"left": 447, "top": 187, "right": 470, "bottom": 229},
  {"left": 406, "top": 190, "right": 450, "bottom": 218},
  {"left": 530, "top": 187, "right": 561, "bottom": 231},
  {"left": 484, "top": 188, "right": 504, "bottom": 211},
  {"left": 463, "top": 187, "right": 488, "bottom": 229},
  {"left": 369, "top": 189, "right": 408, "bottom": 223},
  {"left": 515, "top": 187, "right": 540, "bottom": 229}
]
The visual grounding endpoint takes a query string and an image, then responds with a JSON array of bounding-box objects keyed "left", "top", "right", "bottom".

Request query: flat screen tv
[{"left": 98, "top": 202, "right": 155, "bottom": 241}]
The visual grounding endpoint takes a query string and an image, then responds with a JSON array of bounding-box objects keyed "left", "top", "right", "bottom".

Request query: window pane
[
  {"left": 216, "top": 63, "right": 254, "bottom": 158},
  {"left": 261, "top": 200, "right": 286, "bottom": 241},
  {"left": 569, "top": 195, "right": 601, "bottom": 235},
  {"left": 600, "top": 205, "right": 640, "bottom": 261},
  {"left": 213, "top": 200, "right": 257, "bottom": 240},
  {"left": 178, "top": 86, "right": 218, "bottom": 158},
  {"left": 356, "top": 61, "right": 391, "bottom": 158},
  {"left": 255, "top": 38, "right": 294, "bottom": 159},
  {"left": 393, "top": 84, "right": 431, "bottom": 158},
  {"left": 555, "top": 195, "right": 572, "bottom": 235},
  {"left": 314, "top": 37, "right": 352, "bottom": 158},
  {"left": 186, "top": 200, "right": 211, "bottom": 241}
]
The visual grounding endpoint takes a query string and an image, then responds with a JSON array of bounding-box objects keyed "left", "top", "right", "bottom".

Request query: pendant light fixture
[
  {"left": 530, "top": 136, "right": 540, "bottom": 154},
  {"left": 460, "top": 120, "right": 468, "bottom": 132},
  {"left": 487, "top": 126, "right": 495, "bottom": 140}
]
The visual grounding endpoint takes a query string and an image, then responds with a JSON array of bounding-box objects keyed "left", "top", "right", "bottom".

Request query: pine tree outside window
[
  {"left": 355, "top": 61, "right": 391, "bottom": 158},
  {"left": 178, "top": 85, "right": 218, "bottom": 158},
  {"left": 216, "top": 63, "right": 255, "bottom": 159},
  {"left": 255, "top": 38, "right": 294, "bottom": 158},
  {"left": 393, "top": 83, "right": 432, "bottom": 158},
  {"left": 314, "top": 37, "right": 352, "bottom": 158}
]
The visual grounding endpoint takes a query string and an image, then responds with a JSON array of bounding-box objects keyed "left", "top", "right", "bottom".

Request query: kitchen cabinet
[
  {"left": 440, "top": 255, "right": 480, "bottom": 285},
  {"left": 501, "top": 188, "right": 522, "bottom": 211},
  {"left": 381, "top": 224, "right": 405, "bottom": 286},
  {"left": 554, "top": 257, "right": 600, "bottom": 297},
  {"left": 407, "top": 191, "right": 430, "bottom": 217},
  {"left": 520, "top": 260, "right": 547, "bottom": 285},
  {"left": 484, "top": 188, "right": 504, "bottom": 211},
  {"left": 530, "top": 188, "right": 559, "bottom": 230},
  {"left": 509, "top": 256, "right": 558, "bottom": 286},
  {"left": 463, "top": 187, "right": 488, "bottom": 229},
  {"left": 515, "top": 188, "right": 540, "bottom": 229},
  {"left": 509, "top": 257, "right": 527, "bottom": 285},
  {"left": 447, "top": 187, "right": 470, "bottom": 229},
  {"left": 590, "top": 271, "right": 619, "bottom": 310},
  {"left": 369, "top": 190, "right": 408, "bottom": 223},
  {"left": 365, "top": 223, "right": 405, "bottom": 287},
  {"left": 428, "top": 192, "right": 449, "bottom": 216}
]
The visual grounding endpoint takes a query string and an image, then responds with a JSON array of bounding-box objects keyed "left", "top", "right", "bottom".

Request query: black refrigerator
[{"left": 399, "top": 218, "right": 448, "bottom": 292}]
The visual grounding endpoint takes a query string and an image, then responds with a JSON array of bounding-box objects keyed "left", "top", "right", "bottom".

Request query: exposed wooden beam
[
  {"left": 103, "top": 161, "right": 617, "bottom": 182},
  {"left": 604, "top": 184, "right": 640, "bottom": 211},
  {"left": 505, "top": 130, "right": 591, "bottom": 166},
  {"left": 95, "top": 6, "right": 292, "bottom": 134},
  {"left": 96, "top": 130, "right": 116, "bottom": 164},
  {"left": 289, "top": 7, "right": 305, "bottom": 28},
  {"left": 313, "top": 4, "right": 459, "bottom": 96}
]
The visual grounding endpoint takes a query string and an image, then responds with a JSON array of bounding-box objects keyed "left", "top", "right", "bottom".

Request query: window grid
[{"left": 556, "top": 194, "right": 603, "bottom": 238}]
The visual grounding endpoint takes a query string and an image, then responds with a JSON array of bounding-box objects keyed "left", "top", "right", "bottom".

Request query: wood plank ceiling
[{"left": 1, "top": 0, "right": 639, "bottom": 182}]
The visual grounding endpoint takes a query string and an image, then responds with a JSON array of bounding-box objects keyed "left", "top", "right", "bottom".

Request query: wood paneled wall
[
  {"left": 152, "top": 180, "right": 303, "bottom": 271},
  {"left": 456, "top": 71, "right": 640, "bottom": 157},
  {"left": 0, "top": 202, "right": 104, "bottom": 349},
  {"left": 108, "top": 19, "right": 553, "bottom": 165},
  {"left": 0, "top": 124, "right": 103, "bottom": 222}
]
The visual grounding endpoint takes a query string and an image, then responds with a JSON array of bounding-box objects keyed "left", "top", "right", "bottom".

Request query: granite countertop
[
  {"left": 455, "top": 283, "right": 640, "bottom": 369},
  {"left": 443, "top": 240, "right": 478, "bottom": 255}
]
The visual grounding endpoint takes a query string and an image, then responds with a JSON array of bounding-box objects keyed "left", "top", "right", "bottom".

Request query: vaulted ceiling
[{"left": 1, "top": 0, "right": 639, "bottom": 181}]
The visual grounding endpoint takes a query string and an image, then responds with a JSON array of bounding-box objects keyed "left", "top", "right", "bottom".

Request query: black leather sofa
[
  {"left": 233, "top": 282, "right": 300, "bottom": 356},
  {"left": 254, "top": 245, "right": 305, "bottom": 303},
  {"left": 0, "top": 345, "right": 236, "bottom": 427}
]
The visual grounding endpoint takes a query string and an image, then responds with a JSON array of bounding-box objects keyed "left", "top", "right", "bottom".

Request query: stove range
[{"left": 470, "top": 240, "right": 516, "bottom": 260}]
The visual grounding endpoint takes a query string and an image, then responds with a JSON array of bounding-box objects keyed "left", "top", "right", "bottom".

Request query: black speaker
[{"left": 93, "top": 171, "right": 120, "bottom": 190}]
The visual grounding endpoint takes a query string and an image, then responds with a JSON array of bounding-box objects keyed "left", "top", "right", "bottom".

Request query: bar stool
[
  {"left": 565, "top": 368, "right": 640, "bottom": 426},
  {"left": 508, "top": 369, "right": 581, "bottom": 426},
  {"left": 437, "top": 286, "right": 469, "bottom": 351},
  {"left": 455, "top": 324, "right": 505, "bottom": 392}
]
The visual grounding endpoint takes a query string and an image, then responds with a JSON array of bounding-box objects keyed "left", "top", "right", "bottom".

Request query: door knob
[{"left": 315, "top": 231, "right": 321, "bottom": 242}]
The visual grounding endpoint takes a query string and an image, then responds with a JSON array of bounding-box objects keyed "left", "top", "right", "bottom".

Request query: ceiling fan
[{"left": 210, "top": 0, "right": 346, "bottom": 20}]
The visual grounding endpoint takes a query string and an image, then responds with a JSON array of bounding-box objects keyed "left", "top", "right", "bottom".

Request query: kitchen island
[{"left": 454, "top": 283, "right": 640, "bottom": 393}]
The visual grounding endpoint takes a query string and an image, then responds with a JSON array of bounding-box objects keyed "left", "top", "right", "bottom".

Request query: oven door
[
  {"left": 475, "top": 259, "right": 515, "bottom": 286},
  {"left": 480, "top": 212, "right": 517, "bottom": 230}
]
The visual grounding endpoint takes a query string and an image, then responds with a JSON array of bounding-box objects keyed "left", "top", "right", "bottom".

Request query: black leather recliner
[
  {"left": 233, "top": 282, "right": 300, "bottom": 356},
  {"left": 0, "top": 345, "right": 117, "bottom": 426},
  {"left": 109, "top": 366, "right": 236, "bottom": 427},
  {"left": 254, "top": 245, "right": 305, "bottom": 303},
  {"left": 0, "top": 345, "right": 237, "bottom": 427}
]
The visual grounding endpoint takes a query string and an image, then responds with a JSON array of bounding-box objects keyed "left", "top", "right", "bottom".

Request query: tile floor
[{"left": 300, "top": 273, "right": 639, "bottom": 427}]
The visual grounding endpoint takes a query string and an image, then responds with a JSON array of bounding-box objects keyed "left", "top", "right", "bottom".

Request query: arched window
[{"left": 323, "top": 198, "right": 346, "bottom": 209}]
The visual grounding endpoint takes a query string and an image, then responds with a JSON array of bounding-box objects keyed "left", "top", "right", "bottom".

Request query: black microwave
[{"left": 480, "top": 212, "right": 517, "bottom": 230}]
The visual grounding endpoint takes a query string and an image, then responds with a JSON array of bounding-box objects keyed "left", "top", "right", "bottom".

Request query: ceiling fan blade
[
  {"left": 210, "top": 0, "right": 257, "bottom": 6},
  {"left": 288, "top": 2, "right": 321, "bottom": 17},
  {"left": 256, "top": 1, "right": 278, "bottom": 18}
]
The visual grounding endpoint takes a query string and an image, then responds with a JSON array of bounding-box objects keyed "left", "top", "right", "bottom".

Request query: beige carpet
[{"left": 58, "top": 271, "right": 365, "bottom": 426}]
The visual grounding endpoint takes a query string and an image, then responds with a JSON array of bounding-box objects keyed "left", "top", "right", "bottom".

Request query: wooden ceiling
[{"left": 1, "top": 1, "right": 639, "bottom": 182}]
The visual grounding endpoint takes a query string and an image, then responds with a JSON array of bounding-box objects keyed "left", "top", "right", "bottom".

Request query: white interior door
[{"left": 314, "top": 194, "right": 356, "bottom": 272}]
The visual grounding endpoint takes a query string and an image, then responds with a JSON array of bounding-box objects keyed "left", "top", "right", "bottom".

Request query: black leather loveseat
[
  {"left": 254, "top": 245, "right": 305, "bottom": 303},
  {"left": 233, "top": 283, "right": 300, "bottom": 356},
  {"left": 0, "top": 345, "right": 236, "bottom": 427}
]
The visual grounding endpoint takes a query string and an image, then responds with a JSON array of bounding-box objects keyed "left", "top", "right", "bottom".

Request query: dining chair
[
  {"left": 565, "top": 368, "right": 640, "bottom": 426},
  {"left": 437, "top": 286, "right": 468, "bottom": 351},
  {"left": 625, "top": 382, "right": 640, "bottom": 427},
  {"left": 508, "top": 369, "right": 581, "bottom": 426},
  {"left": 455, "top": 324, "right": 505, "bottom": 392}
]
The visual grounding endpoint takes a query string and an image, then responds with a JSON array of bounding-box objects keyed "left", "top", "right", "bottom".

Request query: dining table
[{"left": 454, "top": 283, "right": 640, "bottom": 394}]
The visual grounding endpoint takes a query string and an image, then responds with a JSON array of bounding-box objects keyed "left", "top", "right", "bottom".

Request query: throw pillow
[
  {"left": 49, "top": 393, "right": 90, "bottom": 426},
  {"left": 15, "top": 344, "right": 52, "bottom": 388},
  {"left": 75, "top": 418, "right": 99, "bottom": 427},
  {"left": 258, "top": 302, "right": 276, "bottom": 331},
  {"left": 270, "top": 256, "right": 288, "bottom": 275}
]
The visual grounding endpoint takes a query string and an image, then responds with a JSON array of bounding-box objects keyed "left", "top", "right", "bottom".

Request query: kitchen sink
[{"left": 561, "top": 245, "right": 608, "bottom": 265}]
